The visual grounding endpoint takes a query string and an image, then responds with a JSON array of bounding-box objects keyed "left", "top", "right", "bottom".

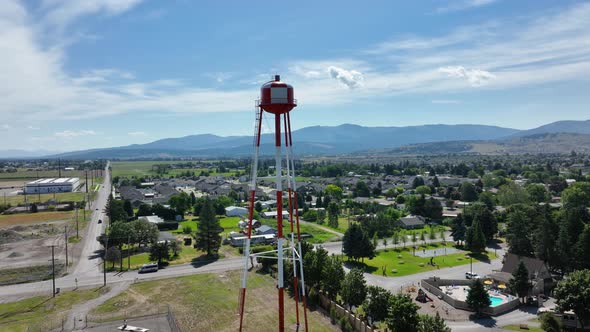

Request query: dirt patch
[{"left": 0, "top": 211, "right": 73, "bottom": 229}]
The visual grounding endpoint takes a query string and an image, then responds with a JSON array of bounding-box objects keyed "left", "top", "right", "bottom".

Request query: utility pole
[
  {"left": 58, "top": 159, "right": 61, "bottom": 178},
  {"left": 128, "top": 234, "right": 131, "bottom": 271},
  {"left": 51, "top": 245, "right": 56, "bottom": 297},
  {"left": 470, "top": 256, "right": 473, "bottom": 274},
  {"left": 76, "top": 207, "right": 79, "bottom": 239},
  {"left": 64, "top": 226, "right": 69, "bottom": 268},
  {"left": 103, "top": 232, "right": 108, "bottom": 287},
  {"left": 85, "top": 171, "right": 88, "bottom": 194}
]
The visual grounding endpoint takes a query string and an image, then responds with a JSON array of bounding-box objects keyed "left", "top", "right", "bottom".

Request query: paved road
[{"left": 71, "top": 162, "right": 111, "bottom": 278}]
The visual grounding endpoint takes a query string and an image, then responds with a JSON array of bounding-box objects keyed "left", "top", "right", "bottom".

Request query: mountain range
[{"left": 4, "top": 120, "right": 590, "bottom": 159}]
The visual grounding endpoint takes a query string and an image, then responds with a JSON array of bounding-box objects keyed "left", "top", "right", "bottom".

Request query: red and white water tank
[{"left": 258, "top": 75, "right": 297, "bottom": 115}]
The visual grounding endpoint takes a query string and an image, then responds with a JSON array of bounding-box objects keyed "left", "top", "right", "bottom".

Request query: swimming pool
[{"left": 489, "top": 296, "right": 504, "bottom": 307}]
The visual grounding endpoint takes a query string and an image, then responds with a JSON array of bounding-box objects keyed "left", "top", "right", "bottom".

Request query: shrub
[
  {"left": 182, "top": 225, "right": 193, "bottom": 234},
  {"left": 156, "top": 221, "right": 179, "bottom": 231},
  {"left": 339, "top": 316, "right": 353, "bottom": 332},
  {"left": 307, "top": 287, "right": 319, "bottom": 309}
]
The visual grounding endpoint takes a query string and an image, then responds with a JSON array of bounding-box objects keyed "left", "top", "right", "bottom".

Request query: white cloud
[
  {"left": 1, "top": 124, "right": 11, "bottom": 130},
  {"left": 435, "top": 0, "right": 498, "bottom": 13},
  {"left": 431, "top": 99, "right": 462, "bottom": 104},
  {"left": 54, "top": 130, "right": 96, "bottom": 137},
  {"left": 27, "top": 125, "right": 40, "bottom": 130},
  {"left": 327, "top": 66, "right": 364, "bottom": 89},
  {"left": 127, "top": 131, "right": 146, "bottom": 137},
  {"left": 439, "top": 66, "right": 496, "bottom": 86},
  {"left": 41, "top": 0, "right": 144, "bottom": 31}
]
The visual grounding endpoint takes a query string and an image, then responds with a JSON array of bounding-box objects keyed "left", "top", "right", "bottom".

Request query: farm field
[
  {"left": 345, "top": 243, "right": 496, "bottom": 277},
  {"left": 0, "top": 169, "right": 86, "bottom": 180},
  {"left": 91, "top": 271, "right": 337, "bottom": 332}
]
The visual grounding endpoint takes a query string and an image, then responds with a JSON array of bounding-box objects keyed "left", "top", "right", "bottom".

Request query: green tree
[
  {"left": 136, "top": 203, "right": 152, "bottom": 217},
  {"left": 463, "top": 202, "right": 497, "bottom": 241},
  {"left": 254, "top": 201, "right": 263, "bottom": 213},
  {"left": 418, "top": 313, "right": 451, "bottom": 332},
  {"left": 525, "top": 183, "right": 549, "bottom": 203},
  {"left": 460, "top": 182, "right": 478, "bottom": 202},
  {"left": 195, "top": 198, "right": 223, "bottom": 256},
  {"left": 451, "top": 217, "right": 466, "bottom": 245},
  {"left": 325, "top": 184, "right": 343, "bottom": 199},
  {"left": 509, "top": 261, "right": 531, "bottom": 302},
  {"left": 341, "top": 268, "right": 367, "bottom": 310},
  {"left": 321, "top": 255, "right": 345, "bottom": 300},
  {"left": 327, "top": 202, "right": 339, "bottom": 229},
  {"left": 105, "top": 247, "right": 121, "bottom": 268},
  {"left": 342, "top": 223, "right": 375, "bottom": 262},
  {"left": 169, "top": 192, "right": 191, "bottom": 216},
  {"left": 353, "top": 181, "right": 371, "bottom": 197},
  {"left": 415, "top": 185, "right": 431, "bottom": 195},
  {"left": 432, "top": 176, "right": 440, "bottom": 188},
  {"left": 423, "top": 197, "right": 443, "bottom": 220},
  {"left": 466, "top": 219, "right": 486, "bottom": 252},
  {"left": 105, "top": 195, "right": 128, "bottom": 223},
  {"left": 386, "top": 294, "right": 420, "bottom": 332},
  {"left": 539, "top": 312, "right": 562, "bottom": 332},
  {"left": 497, "top": 182, "right": 530, "bottom": 206},
  {"left": 562, "top": 186, "right": 590, "bottom": 210},
  {"left": 506, "top": 209, "right": 535, "bottom": 257},
  {"left": 131, "top": 219, "right": 159, "bottom": 247},
  {"left": 363, "top": 286, "right": 392, "bottom": 324},
  {"left": 429, "top": 226, "right": 436, "bottom": 240},
  {"left": 477, "top": 191, "right": 496, "bottom": 211},
  {"left": 420, "top": 231, "right": 426, "bottom": 245},
  {"left": 303, "top": 246, "right": 329, "bottom": 288},
  {"left": 149, "top": 241, "right": 171, "bottom": 265},
  {"left": 554, "top": 269, "right": 590, "bottom": 330},
  {"left": 123, "top": 200, "right": 133, "bottom": 219},
  {"left": 412, "top": 177, "right": 425, "bottom": 189},
  {"left": 576, "top": 226, "right": 590, "bottom": 270},
  {"left": 466, "top": 279, "right": 491, "bottom": 316}
]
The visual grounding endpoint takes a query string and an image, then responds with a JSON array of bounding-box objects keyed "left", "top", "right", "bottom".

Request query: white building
[
  {"left": 226, "top": 206, "right": 248, "bottom": 217},
  {"left": 25, "top": 178, "right": 80, "bottom": 194},
  {"left": 140, "top": 215, "right": 164, "bottom": 224}
]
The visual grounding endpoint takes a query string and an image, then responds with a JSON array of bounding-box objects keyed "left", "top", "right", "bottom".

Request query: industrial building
[{"left": 24, "top": 178, "right": 80, "bottom": 194}]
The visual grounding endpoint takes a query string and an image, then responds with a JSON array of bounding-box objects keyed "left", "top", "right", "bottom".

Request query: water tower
[{"left": 238, "top": 75, "right": 309, "bottom": 331}]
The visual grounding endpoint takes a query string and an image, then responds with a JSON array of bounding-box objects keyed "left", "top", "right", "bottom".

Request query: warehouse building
[{"left": 25, "top": 178, "right": 80, "bottom": 194}]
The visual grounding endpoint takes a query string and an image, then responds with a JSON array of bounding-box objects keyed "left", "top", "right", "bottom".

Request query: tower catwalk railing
[{"left": 238, "top": 97, "right": 308, "bottom": 331}]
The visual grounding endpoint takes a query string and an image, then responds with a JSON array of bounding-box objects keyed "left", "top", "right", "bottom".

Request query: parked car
[
  {"left": 465, "top": 272, "right": 480, "bottom": 279},
  {"left": 139, "top": 263, "right": 158, "bottom": 274}
]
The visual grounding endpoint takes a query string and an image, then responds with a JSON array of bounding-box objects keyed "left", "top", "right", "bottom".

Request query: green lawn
[
  {"left": 106, "top": 242, "right": 205, "bottom": 272},
  {"left": 345, "top": 244, "right": 496, "bottom": 277},
  {"left": 502, "top": 324, "right": 543, "bottom": 332},
  {"left": 91, "top": 271, "right": 336, "bottom": 332},
  {"left": 0, "top": 287, "right": 105, "bottom": 331},
  {"left": 260, "top": 218, "right": 339, "bottom": 243},
  {"left": 172, "top": 216, "right": 241, "bottom": 235}
]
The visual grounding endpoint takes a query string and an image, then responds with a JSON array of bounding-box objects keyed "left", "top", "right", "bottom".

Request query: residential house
[{"left": 397, "top": 215, "right": 426, "bottom": 229}]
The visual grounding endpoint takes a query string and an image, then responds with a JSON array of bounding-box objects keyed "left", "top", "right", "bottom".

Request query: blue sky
[{"left": 1, "top": 0, "right": 589, "bottom": 151}]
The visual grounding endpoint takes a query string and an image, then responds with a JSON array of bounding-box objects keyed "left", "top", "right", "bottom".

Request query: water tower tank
[{"left": 258, "top": 75, "right": 297, "bottom": 115}]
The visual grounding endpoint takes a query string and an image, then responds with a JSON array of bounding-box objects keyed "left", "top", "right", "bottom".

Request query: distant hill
[
  {"left": 511, "top": 120, "right": 590, "bottom": 137},
  {"left": 0, "top": 149, "right": 60, "bottom": 159},
  {"left": 52, "top": 123, "right": 519, "bottom": 159},
  {"left": 377, "top": 133, "right": 590, "bottom": 155}
]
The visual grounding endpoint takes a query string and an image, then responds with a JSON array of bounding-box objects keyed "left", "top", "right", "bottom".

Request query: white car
[{"left": 465, "top": 272, "right": 481, "bottom": 279}]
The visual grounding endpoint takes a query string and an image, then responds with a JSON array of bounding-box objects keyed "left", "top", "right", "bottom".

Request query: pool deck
[{"left": 440, "top": 285, "right": 514, "bottom": 306}]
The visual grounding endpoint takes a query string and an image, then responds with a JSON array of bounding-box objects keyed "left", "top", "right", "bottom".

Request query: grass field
[
  {"left": 502, "top": 323, "right": 543, "bottom": 332},
  {"left": 0, "top": 287, "right": 105, "bottom": 331},
  {"left": 111, "top": 161, "right": 240, "bottom": 178},
  {"left": 0, "top": 192, "right": 86, "bottom": 206},
  {"left": 345, "top": 244, "right": 496, "bottom": 277},
  {"left": 91, "top": 271, "right": 337, "bottom": 332}
]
